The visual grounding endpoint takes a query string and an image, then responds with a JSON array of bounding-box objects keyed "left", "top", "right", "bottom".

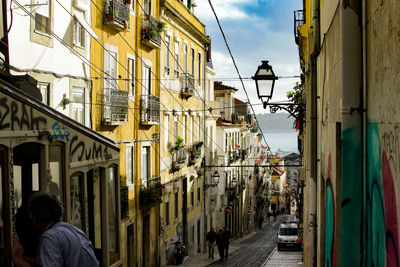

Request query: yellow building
[
  {"left": 91, "top": 0, "right": 161, "bottom": 266},
  {"left": 158, "top": 0, "right": 210, "bottom": 264}
]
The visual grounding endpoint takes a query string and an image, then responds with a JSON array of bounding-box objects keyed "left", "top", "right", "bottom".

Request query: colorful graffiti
[
  {"left": 368, "top": 124, "right": 400, "bottom": 267},
  {"left": 341, "top": 124, "right": 399, "bottom": 266},
  {"left": 341, "top": 126, "right": 362, "bottom": 266},
  {"left": 325, "top": 155, "right": 335, "bottom": 267}
]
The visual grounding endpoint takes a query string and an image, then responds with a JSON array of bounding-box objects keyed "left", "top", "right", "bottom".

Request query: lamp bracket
[{"left": 263, "top": 102, "right": 305, "bottom": 121}]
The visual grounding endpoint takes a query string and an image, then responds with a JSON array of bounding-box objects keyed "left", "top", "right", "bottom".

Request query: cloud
[{"left": 195, "top": 0, "right": 302, "bottom": 114}]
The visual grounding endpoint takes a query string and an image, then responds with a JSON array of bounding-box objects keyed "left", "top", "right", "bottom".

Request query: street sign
[{"left": 225, "top": 206, "right": 232, "bottom": 214}]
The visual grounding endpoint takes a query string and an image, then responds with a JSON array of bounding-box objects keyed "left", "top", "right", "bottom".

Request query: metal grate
[
  {"left": 140, "top": 94, "right": 160, "bottom": 123},
  {"left": 103, "top": 87, "right": 129, "bottom": 124}
]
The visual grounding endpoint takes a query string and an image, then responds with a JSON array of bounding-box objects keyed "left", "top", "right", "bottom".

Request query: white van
[{"left": 276, "top": 222, "right": 301, "bottom": 251}]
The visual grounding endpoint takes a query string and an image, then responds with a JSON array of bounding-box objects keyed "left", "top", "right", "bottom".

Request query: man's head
[
  {"left": 28, "top": 192, "right": 62, "bottom": 232},
  {"left": 210, "top": 227, "right": 214, "bottom": 232}
]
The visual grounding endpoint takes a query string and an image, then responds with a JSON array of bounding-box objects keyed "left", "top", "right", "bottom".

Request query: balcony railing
[
  {"left": 103, "top": 87, "right": 129, "bottom": 125},
  {"left": 142, "top": 15, "right": 162, "bottom": 48},
  {"left": 139, "top": 177, "right": 162, "bottom": 209},
  {"left": 104, "top": 0, "right": 130, "bottom": 29},
  {"left": 294, "top": 10, "right": 305, "bottom": 44},
  {"left": 171, "top": 146, "right": 187, "bottom": 171},
  {"left": 140, "top": 94, "right": 160, "bottom": 125},
  {"left": 181, "top": 73, "right": 195, "bottom": 99},
  {"left": 189, "top": 141, "right": 203, "bottom": 164}
]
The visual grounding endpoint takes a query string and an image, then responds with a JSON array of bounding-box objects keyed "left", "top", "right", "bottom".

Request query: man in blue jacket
[{"left": 12, "top": 192, "right": 99, "bottom": 267}]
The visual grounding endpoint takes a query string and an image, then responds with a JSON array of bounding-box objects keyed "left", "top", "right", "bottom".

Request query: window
[
  {"left": 49, "top": 143, "right": 64, "bottom": 201},
  {"left": 174, "top": 41, "right": 179, "bottom": 78},
  {"left": 182, "top": 115, "right": 187, "bottom": 143},
  {"left": 191, "top": 191, "right": 194, "bottom": 207},
  {"left": 70, "top": 172, "right": 85, "bottom": 230},
  {"left": 197, "top": 116, "right": 200, "bottom": 140},
  {"left": 142, "top": 64, "right": 151, "bottom": 95},
  {"left": 173, "top": 116, "right": 178, "bottom": 142},
  {"left": 190, "top": 116, "right": 194, "bottom": 144},
  {"left": 198, "top": 52, "right": 201, "bottom": 86},
  {"left": 191, "top": 48, "right": 195, "bottom": 74},
  {"left": 72, "top": 87, "right": 85, "bottom": 124},
  {"left": 183, "top": 43, "right": 187, "bottom": 73},
  {"left": 144, "top": 0, "right": 151, "bottom": 15},
  {"left": 141, "top": 145, "right": 151, "bottom": 186},
  {"left": 174, "top": 192, "right": 178, "bottom": 219},
  {"left": 35, "top": 0, "right": 50, "bottom": 34},
  {"left": 73, "top": 14, "right": 85, "bottom": 47},
  {"left": 127, "top": 57, "right": 135, "bottom": 97},
  {"left": 105, "top": 51, "right": 118, "bottom": 89},
  {"left": 197, "top": 186, "right": 200, "bottom": 203},
  {"left": 107, "top": 165, "right": 120, "bottom": 264},
  {"left": 165, "top": 201, "right": 170, "bottom": 226},
  {"left": 164, "top": 36, "right": 170, "bottom": 75},
  {"left": 164, "top": 115, "right": 169, "bottom": 150},
  {"left": 126, "top": 145, "right": 134, "bottom": 185},
  {"left": 38, "top": 82, "right": 50, "bottom": 105}
]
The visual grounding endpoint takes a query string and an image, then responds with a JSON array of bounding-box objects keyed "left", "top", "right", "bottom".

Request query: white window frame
[
  {"left": 164, "top": 114, "right": 169, "bottom": 151},
  {"left": 197, "top": 116, "right": 200, "bottom": 140},
  {"left": 104, "top": 46, "right": 118, "bottom": 89},
  {"left": 127, "top": 54, "right": 135, "bottom": 98},
  {"left": 173, "top": 115, "right": 178, "bottom": 142},
  {"left": 38, "top": 82, "right": 50, "bottom": 105},
  {"left": 144, "top": 0, "right": 151, "bottom": 15},
  {"left": 191, "top": 48, "right": 195, "bottom": 74},
  {"left": 34, "top": 0, "right": 50, "bottom": 35},
  {"left": 174, "top": 41, "right": 179, "bottom": 78},
  {"left": 190, "top": 115, "right": 193, "bottom": 144},
  {"left": 182, "top": 115, "right": 187, "bottom": 143},
  {"left": 141, "top": 143, "right": 151, "bottom": 186},
  {"left": 73, "top": 18, "right": 85, "bottom": 47},
  {"left": 165, "top": 36, "right": 170, "bottom": 75},
  {"left": 183, "top": 43, "right": 188, "bottom": 73},
  {"left": 126, "top": 144, "right": 134, "bottom": 185},
  {"left": 71, "top": 86, "right": 85, "bottom": 125},
  {"left": 197, "top": 52, "right": 201, "bottom": 86}
]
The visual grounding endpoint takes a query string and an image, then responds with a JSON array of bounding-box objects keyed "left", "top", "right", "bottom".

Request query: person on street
[
  {"left": 12, "top": 192, "right": 99, "bottom": 267},
  {"left": 216, "top": 229, "right": 225, "bottom": 262},
  {"left": 222, "top": 227, "right": 231, "bottom": 260},
  {"left": 206, "top": 227, "right": 217, "bottom": 259}
]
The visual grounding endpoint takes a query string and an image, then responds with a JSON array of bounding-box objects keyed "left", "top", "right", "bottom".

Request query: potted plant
[
  {"left": 150, "top": 21, "right": 166, "bottom": 39},
  {"left": 174, "top": 135, "right": 184, "bottom": 149}
]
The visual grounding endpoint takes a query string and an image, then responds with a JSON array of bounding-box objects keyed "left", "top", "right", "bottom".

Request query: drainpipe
[
  {"left": 340, "top": 1, "right": 363, "bottom": 266},
  {"left": 310, "top": 0, "right": 320, "bottom": 265}
]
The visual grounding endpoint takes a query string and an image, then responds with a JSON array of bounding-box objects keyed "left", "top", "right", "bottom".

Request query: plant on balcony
[
  {"left": 174, "top": 135, "right": 184, "bottom": 149},
  {"left": 286, "top": 82, "right": 305, "bottom": 131},
  {"left": 139, "top": 184, "right": 162, "bottom": 209},
  {"left": 150, "top": 21, "right": 166, "bottom": 39}
]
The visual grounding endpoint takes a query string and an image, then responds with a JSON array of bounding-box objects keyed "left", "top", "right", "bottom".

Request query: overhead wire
[{"left": 207, "top": 0, "right": 274, "bottom": 155}]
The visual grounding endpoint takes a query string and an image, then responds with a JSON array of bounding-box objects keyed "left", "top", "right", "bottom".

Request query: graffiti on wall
[
  {"left": 0, "top": 95, "right": 111, "bottom": 163},
  {"left": 325, "top": 154, "right": 335, "bottom": 267},
  {"left": 341, "top": 126, "right": 362, "bottom": 267}
]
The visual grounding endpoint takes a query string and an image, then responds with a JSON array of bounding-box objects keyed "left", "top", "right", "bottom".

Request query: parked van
[{"left": 277, "top": 222, "right": 302, "bottom": 250}]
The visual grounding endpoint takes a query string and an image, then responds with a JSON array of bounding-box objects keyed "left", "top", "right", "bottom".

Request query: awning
[{"left": 73, "top": 10, "right": 100, "bottom": 40}]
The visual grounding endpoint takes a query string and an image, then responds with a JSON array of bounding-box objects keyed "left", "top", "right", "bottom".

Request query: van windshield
[{"left": 279, "top": 228, "right": 298, "bottom": 235}]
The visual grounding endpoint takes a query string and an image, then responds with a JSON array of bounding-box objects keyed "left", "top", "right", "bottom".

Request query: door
[
  {"left": 142, "top": 215, "right": 150, "bottom": 266},
  {"left": 182, "top": 178, "right": 188, "bottom": 244}
]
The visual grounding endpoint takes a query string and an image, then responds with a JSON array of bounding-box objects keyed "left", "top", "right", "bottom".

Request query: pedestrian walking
[
  {"left": 216, "top": 229, "right": 225, "bottom": 262},
  {"left": 12, "top": 192, "right": 99, "bottom": 267},
  {"left": 222, "top": 227, "right": 231, "bottom": 260},
  {"left": 206, "top": 227, "right": 217, "bottom": 259}
]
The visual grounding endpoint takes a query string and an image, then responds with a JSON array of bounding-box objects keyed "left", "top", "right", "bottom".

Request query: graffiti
[
  {"left": 0, "top": 97, "right": 47, "bottom": 131},
  {"left": 70, "top": 135, "right": 109, "bottom": 162},
  {"left": 341, "top": 126, "right": 362, "bottom": 267},
  {"left": 51, "top": 121, "right": 70, "bottom": 142},
  {"left": 381, "top": 126, "right": 400, "bottom": 178},
  {"left": 325, "top": 155, "right": 335, "bottom": 267}
]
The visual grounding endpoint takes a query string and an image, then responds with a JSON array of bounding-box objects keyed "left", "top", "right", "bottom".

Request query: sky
[{"left": 194, "top": 0, "right": 302, "bottom": 114}]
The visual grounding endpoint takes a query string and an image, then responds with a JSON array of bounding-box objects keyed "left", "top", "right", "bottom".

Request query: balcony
[
  {"left": 181, "top": 73, "right": 195, "bottom": 99},
  {"left": 139, "top": 176, "right": 162, "bottom": 209},
  {"left": 189, "top": 141, "right": 203, "bottom": 164},
  {"left": 104, "top": 0, "right": 130, "bottom": 29},
  {"left": 171, "top": 146, "right": 188, "bottom": 172},
  {"left": 142, "top": 15, "right": 164, "bottom": 49},
  {"left": 294, "top": 10, "right": 305, "bottom": 45},
  {"left": 103, "top": 88, "right": 129, "bottom": 125},
  {"left": 140, "top": 94, "right": 160, "bottom": 125}
]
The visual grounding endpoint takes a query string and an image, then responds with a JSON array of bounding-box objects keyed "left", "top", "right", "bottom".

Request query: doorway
[{"left": 143, "top": 215, "right": 150, "bottom": 266}]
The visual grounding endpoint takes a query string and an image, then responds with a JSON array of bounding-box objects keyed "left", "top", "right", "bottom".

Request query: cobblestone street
[{"left": 208, "top": 215, "right": 301, "bottom": 267}]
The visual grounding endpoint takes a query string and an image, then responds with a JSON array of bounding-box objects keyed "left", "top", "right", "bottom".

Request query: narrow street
[{"left": 210, "top": 215, "right": 294, "bottom": 267}]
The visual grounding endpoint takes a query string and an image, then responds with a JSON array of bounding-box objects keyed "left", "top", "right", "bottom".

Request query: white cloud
[{"left": 195, "top": 0, "right": 251, "bottom": 21}]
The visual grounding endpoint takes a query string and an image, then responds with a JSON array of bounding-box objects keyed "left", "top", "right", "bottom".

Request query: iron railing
[
  {"left": 140, "top": 94, "right": 160, "bottom": 124},
  {"left": 120, "top": 186, "right": 129, "bottom": 220},
  {"left": 105, "top": 0, "right": 130, "bottom": 29},
  {"left": 103, "top": 87, "right": 129, "bottom": 124},
  {"left": 181, "top": 73, "right": 195, "bottom": 98},
  {"left": 142, "top": 15, "right": 162, "bottom": 47},
  {"left": 171, "top": 146, "right": 188, "bottom": 171}
]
